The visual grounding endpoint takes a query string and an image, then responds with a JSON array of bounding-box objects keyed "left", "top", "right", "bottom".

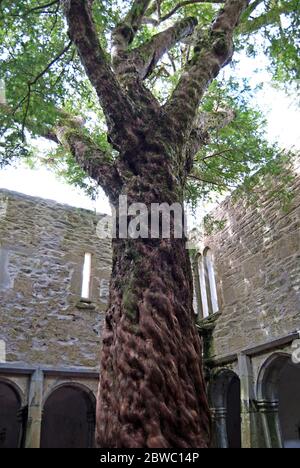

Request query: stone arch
[
  {"left": 41, "top": 382, "right": 96, "bottom": 448},
  {"left": 209, "top": 369, "right": 241, "bottom": 448},
  {"left": 257, "top": 352, "right": 290, "bottom": 401},
  {"left": 0, "top": 378, "right": 24, "bottom": 448},
  {"left": 42, "top": 380, "right": 96, "bottom": 407},
  {"left": 0, "top": 376, "right": 25, "bottom": 405},
  {"left": 257, "top": 352, "right": 300, "bottom": 448}
]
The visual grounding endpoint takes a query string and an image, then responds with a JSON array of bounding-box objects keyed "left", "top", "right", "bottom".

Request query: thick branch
[
  {"left": 116, "top": 16, "right": 198, "bottom": 81},
  {"left": 165, "top": 0, "right": 250, "bottom": 140},
  {"left": 112, "top": 0, "right": 152, "bottom": 57},
  {"left": 185, "top": 107, "right": 236, "bottom": 170},
  {"left": 63, "top": 0, "right": 135, "bottom": 148},
  {"left": 56, "top": 127, "right": 123, "bottom": 200},
  {"left": 1, "top": 99, "right": 122, "bottom": 200}
]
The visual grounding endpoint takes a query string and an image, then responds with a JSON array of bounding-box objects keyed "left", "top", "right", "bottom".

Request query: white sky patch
[
  {"left": 259, "top": 89, "right": 300, "bottom": 150},
  {"left": 0, "top": 164, "right": 111, "bottom": 214},
  {"left": 231, "top": 52, "right": 300, "bottom": 150}
]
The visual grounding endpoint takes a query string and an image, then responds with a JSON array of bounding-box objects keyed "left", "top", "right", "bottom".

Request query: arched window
[
  {"left": 209, "top": 369, "right": 242, "bottom": 448},
  {"left": 204, "top": 248, "right": 219, "bottom": 315},
  {"left": 41, "top": 384, "right": 96, "bottom": 448},
  {"left": 257, "top": 353, "right": 300, "bottom": 448},
  {"left": 0, "top": 380, "right": 23, "bottom": 448}
]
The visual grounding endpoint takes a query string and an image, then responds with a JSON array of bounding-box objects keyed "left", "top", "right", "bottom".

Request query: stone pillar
[
  {"left": 25, "top": 369, "right": 44, "bottom": 449},
  {"left": 211, "top": 407, "right": 228, "bottom": 448},
  {"left": 257, "top": 400, "right": 283, "bottom": 449},
  {"left": 238, "top": 354, "right": 260, "bottom": 448}
]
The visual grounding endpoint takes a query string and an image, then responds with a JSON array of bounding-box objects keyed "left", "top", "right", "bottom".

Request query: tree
[{"left": 0, "top": 0, "right": 299, "bottom": 448}]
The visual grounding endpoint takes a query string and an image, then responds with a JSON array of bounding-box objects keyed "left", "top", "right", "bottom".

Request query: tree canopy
[{"left": 0, "top": 0, "right": 299, "bottom": 204}]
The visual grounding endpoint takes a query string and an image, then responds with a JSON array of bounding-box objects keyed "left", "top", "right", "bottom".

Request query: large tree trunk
[
  {"left": 96, "top": 148, "right": 211, "bottom": 448},
  {"left": 60, "top": 0, "right": 249, "bottom": 449}
]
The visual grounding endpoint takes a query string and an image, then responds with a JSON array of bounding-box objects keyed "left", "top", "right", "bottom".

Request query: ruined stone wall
[
  {"left": 201, "top": 163, "right": 300, "bottom": 359},
  {"left": 0, "top": 189, "right": 112, "bottom": 369}
]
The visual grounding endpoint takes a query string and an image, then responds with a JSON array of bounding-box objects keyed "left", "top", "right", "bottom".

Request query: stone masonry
[
  {"left": 195, "top": 159, "right": 300, "bottom": 448},
  {"left": 0, "top": 189, "right": 111, "bottom": 368},
  {"left": 0, "top": 157, "right": 300, "bottom": 448},
  {"left": 204, "top": 167, "right": 300, "bottom": 359},
  {"left": 0, "top": 189, "right": 111, "bottom": 448}
]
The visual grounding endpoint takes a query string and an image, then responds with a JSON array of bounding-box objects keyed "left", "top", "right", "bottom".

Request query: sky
[{"left": 0, "top": 53, "right": 300, "bottom": 217}]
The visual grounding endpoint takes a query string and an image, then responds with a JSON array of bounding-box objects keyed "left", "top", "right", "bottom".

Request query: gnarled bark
[
  {"left": 60, "top": 0, "right": 251, "bottom": 448},
  {"left": 55, "top": 127, "right": 123, "bottom": 202},
  {"left": 98, "top": 236, "right": 210, "bottom": 448},
  {"left": 113, "top": 17, "right": 198, "bottom": 81},
  {"left": 165, "top": 0, "right": 250, "bottom": 140},
  {"left": 112, "top": 0, "right": 153, "bottom": 55},
  {"left": 97, "top": 147, "right": 210, "bottom": 448},
  {"left": 63, "top": 0, "right": 138, "bottom": 151}
]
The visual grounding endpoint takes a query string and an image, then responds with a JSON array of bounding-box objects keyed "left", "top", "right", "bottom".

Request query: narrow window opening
[
  {"left": 0, "top": 339, "right": 6, "bottom": 363},
  {"left": 198, "top": 255, "right": 210, "bottom": 319},
  {"left": 204, "top": 248, "right": 219, "bottom": 314},
  {"left": 192, "top": 262, "right": 200, "bottom": 316},
  {"left": 81, "top": 253, "right": 92, "bottom": 301}
]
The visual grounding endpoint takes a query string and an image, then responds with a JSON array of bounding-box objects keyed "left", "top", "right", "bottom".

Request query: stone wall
[
  {"left": 195, "top": 160, "right": 300, "bottom": 448},
  {"left": 0, "top": 189, "right": 112, "bottom": 369},
  {"left": 200, "top": 163, "right": 300, "bottom": 360},
  {"left": 1, "top": 160, "right": 300, "bottom": 448}
]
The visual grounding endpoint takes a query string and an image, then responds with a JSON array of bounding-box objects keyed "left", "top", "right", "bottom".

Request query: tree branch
[
  {"left": 159, "top": 0, "right": 225, "bottom": 24},
  {"left": 239, "top": 1, "right": 293, "bottom": 35},
  {"left": 124, "top": 0, "right": 153, "bottom": 36},
  {"left": 0, "top": 100, "right": 58, "bottom": 143},
  {"left": 201, "top": 148, "right": 232, "bottom": 160},
  {"left": 188, "top": 173, "right": 229, "bottom": 187},
  {"left": 116, "top": 16, "right": 198, "bottom": 80},
  {"left": 1, "top": 97, "right": 122, "bottom": 199},
  {"left": 1, "top": 0, "right": 61, "bottom": 18},
  {"left": 56, "top": 126, "right": 123, "bottom": 201},
  {"left": 63, "top": 0, "right": 136, "bottom": 149},
  {"left": 112, "top": 0, "right": 152, "bottom": 58},
  {"left": 165, "top": 0, "right": 250, "bottom": 141},
  {"left": 10, "top": 41, "right": 73, "bottom": 140},
  {"left": 185, "top": 107, "right": 236, "bottom": 163},
  {"left": 23, "top": 0, "right": 60, "bottom": 13}
]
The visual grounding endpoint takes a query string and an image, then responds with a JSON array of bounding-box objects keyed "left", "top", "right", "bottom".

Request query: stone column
[
  {"left": 211, "top": 407, "right": 228, "bottom": 448},
  {"left": 238, "top": 354, "right": 260, "bottom": 448},
  {"left": 257, "top": 400, "right": 283, "bottom": 449},
  {"left": 25, "top": 369, "right": 44, "bottom": 449}
]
